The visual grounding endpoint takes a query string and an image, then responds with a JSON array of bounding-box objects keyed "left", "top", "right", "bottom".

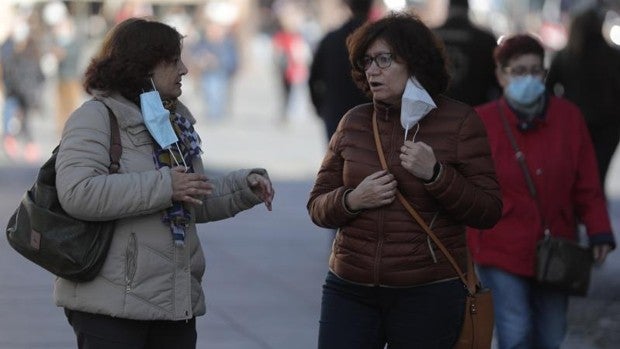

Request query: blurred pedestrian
[
  {"left": 272, "top": 2, "right": 311, "bottom": 123},
  {"left": 469, "top": 34, "right": 616, "bottom": 349},
  {"left": 546, "top": 7, "right": 620, "bottom": 189},
  {"left": 433, "top": 0, "right": 500, "bottom": 106},
  {"left": 49, "top": 10, "right": 84, "bottom": 137},
  {"left": 308, "top": 0, "right": 372, "bottom": 143},
  {"left": 190, "top": 20, "right": 239, "bottom": 122},
  {"left": 1, "top": 21, "right": 44, "bottom": 163},
  {"left": 307, "top": 12, "right": 502, "bottom": 348},
  {"left": 55, "top": 18, "right": 274, "bottom": 348}
]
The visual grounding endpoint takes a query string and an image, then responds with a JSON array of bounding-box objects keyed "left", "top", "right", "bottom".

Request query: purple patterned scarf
[{"left": 152, "top": 100, "right": 202, "bottom": 246}]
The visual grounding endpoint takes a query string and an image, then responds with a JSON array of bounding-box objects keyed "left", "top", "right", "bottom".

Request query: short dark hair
[
  {"left": 83, "top": 18, "right": 184, "bottom": 101},
  {"left": 346, "top": 12, "right": 449, "bottom": 98},
  {"left": 345, "top": 0, "right": 373, "bottom": 17},
  {"left": 493, "top": 34, "right": 544, "bottom": 68}
]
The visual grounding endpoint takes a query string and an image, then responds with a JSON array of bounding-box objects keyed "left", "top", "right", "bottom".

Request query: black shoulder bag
[
  {"left": 497, "top": 101, "right": 593, "bottom": 296},
  {"left": 5, "top": 105, "right": 122, "bottom": 282}
]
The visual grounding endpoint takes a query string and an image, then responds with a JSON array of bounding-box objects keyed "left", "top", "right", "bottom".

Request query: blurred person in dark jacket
[
  {"left": 308, "top": 0, "right": 373, "bottom": 142},
  {"left": 546, "top": 7, "right": 620, "bottom": 189},
  {"left": 433, "top": 0, "right": 500, "bottom": 106}
]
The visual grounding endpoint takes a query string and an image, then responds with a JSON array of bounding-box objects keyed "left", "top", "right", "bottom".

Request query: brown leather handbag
[{"left": 372, "top": 112, "right": 494, "bottom": 349}]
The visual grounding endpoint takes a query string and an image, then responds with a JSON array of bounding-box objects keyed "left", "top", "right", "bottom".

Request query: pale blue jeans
[{"left": 477, "top": 265, "right": 568, "bottom": 349}]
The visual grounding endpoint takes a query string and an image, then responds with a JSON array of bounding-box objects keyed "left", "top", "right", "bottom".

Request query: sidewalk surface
[{"left": 0, "top": 35, "right": 619, "bottom": 348}]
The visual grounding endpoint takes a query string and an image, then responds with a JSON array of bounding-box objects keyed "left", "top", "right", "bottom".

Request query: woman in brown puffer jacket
[{"left": 307, "top": 12, "right": 502, "bottom": 349}]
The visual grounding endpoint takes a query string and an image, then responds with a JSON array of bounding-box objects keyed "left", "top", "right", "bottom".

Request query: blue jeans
[
  {"left": 202, "top": 72, "right": 230, "bottom": 121},
  {"left": 477, "top": 266, "right": 568, "bottom": 349},
  {"left": 2, "top": 96, "right": 19, "bottom": 136},
  {"left": 318, "top": 271, "right": 466, "bottom": 349}
]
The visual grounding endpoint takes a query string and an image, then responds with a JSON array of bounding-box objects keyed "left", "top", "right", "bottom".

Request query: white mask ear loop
[
  {"left": 411, "top": 123, "right": 420, "bottom": 142},
  {"left": 168, "top": 143, "right": 188, "bottom": 172},
  {"left": 149, "top": 77, "right": 157, "bottom": 91},
  {"left": 404, "top": 123, "right": 420, "bottom": 142}
]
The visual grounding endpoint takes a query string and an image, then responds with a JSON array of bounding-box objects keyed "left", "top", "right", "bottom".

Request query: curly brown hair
[
  {"left": 346, "top": 12, "right": 449, "bottom": 98},
  {"left": 83, "top": 18, "right": 183, "bottom": 102}
]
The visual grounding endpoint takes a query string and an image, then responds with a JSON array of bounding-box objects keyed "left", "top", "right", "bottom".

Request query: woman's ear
[{"left": 495, "top": 66, "right": 509, "bottom": 89}]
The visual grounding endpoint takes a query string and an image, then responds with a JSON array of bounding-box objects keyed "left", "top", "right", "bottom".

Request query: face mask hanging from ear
[
  {"left": 140, "top": 79, "right": 187, "bottom": 168},
  {"left": 141, "top": 79, "right": 178, "bottom": 149},
  {"left": 401, "top": 76, "right": 436, "bottom": 141}
]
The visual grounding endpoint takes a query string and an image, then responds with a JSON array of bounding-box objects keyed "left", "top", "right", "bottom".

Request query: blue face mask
[
  {"left": 505, "top": 75, "right": 545, "bottom": 105},
  {"left": 140, "top": 89, "right": 178, "bottom": 150}
]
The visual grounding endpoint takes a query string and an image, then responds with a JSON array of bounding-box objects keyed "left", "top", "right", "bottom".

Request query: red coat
[{"left": 467, "top": 97, "right": 615, "bottom": 277}]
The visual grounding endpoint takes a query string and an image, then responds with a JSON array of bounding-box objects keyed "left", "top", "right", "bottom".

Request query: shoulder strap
[
  {"left": 496, "top": 101, "right": 549, "bottom": 233},
  {"left": 104, "top": 105, "right": 122, "bottom": 174},
  {"left": 371, "top": 111, "right": 478, "bottom": 294},
  {"left": 496, "top": 101, "right": 537, "bottom": 197}
]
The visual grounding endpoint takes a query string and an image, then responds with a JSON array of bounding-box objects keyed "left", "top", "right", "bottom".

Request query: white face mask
[
  {"left": 140, "top": 79, "right": 178, "bottom": 150},
  {"left": 400, "top": 76, "right": 436, "bottom": 141},
  {"left": 140, "top": 79, "right": 187, "bottom": 169}
]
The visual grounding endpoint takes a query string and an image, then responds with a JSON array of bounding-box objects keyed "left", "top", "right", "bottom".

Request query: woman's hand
[
  {"left": 400, "top": 141, "right": 437, "bottom": 180},
  {"left": 593, "top": 243, "right": 613, "bottom": 265},
  {"left": 346, "top": 170, "right": 397, "bottom": 211},
  {"left": 247, "top": 173, "right": 274, "bottom": 211},
  {"left": 171, "top": 166, "right": 214, "bottom": 205}
]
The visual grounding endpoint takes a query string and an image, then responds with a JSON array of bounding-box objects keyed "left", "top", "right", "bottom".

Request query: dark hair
[
  {"left": 345, "top": 0, "right": 373, "bottom": 17},
  {"left": 566, "top": 8, "right": 605, "bottom": 55},
  {"left": 83, "top": 18, "right": 183, "bottom": 101},
  {"left": 347, "top": 12, "right": 449, "bottom": 98},
  {"left": 493, "top": 34, "right": 544, "bottom": 68}
]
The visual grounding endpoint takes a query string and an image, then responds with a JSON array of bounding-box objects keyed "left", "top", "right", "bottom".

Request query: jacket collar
[{"left": 90, "top": 90, "right": 197, "bottom": 129}]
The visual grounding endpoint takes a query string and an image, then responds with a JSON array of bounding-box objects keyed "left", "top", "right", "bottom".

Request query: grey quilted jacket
[{"left": 54, "top": 91, "right": 266, "bottom": 321}]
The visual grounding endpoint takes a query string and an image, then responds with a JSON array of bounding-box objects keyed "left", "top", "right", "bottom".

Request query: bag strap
[
  {"left": 104, "top": 105, "right": 122, "bottom": 174},
  {"left": 496, "top": 101, "right": 549, "bottom": 234},
  {"left": 371, "top": 111, "right": 478, "bottom": 294}
]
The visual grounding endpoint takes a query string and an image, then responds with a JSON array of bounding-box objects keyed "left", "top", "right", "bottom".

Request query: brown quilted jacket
[{"left": 308, "top": 96, "right": 502, "bottom": 287}]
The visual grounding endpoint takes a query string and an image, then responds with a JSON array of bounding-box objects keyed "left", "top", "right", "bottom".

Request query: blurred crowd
[{"left": 0, "top": 0, "right": 618, "bottom": 166}]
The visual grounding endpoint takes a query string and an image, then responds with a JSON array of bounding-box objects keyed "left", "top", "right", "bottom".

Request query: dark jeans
[
  {"left": 64, "top": 309, "right": 197, "bottom": 349},
  {"left": 318, "top": 271, "right": 466, "bottom": 349}
]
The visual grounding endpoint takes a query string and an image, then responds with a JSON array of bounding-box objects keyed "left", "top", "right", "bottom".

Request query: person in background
[
  {"left": 307, "top": 12, "right": 502, "bottom": 348},
  {"left": 469, "top": 34, "right": 616, "bottom": 349},
  {"left": 190, "top": 19, "right": 239, "bottom": 122},
  {"left": 272, "top": 1, "right": 311, "bottom": 124},
  {"left": 433, "top": 0, "right": 500, "bottom": 106},
  {"left": 308, "top": 0, "right": 372, "bottom": 143},
  {"left": 1, "top": 21, "right": 45, "bottom": 163},
  {"left": 546, "top": 7, "right": 620, "bottom": 190},
  {"left": 55, "top": 18, "right": 274, "bottom": 348},
  {"left": 49, "top": 10, "right": 84, "bottom": 137}
]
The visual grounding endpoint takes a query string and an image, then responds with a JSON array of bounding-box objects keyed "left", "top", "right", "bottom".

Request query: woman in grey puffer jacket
[{"left": 54, "top": 18, "right": 274, "bottom": 349}]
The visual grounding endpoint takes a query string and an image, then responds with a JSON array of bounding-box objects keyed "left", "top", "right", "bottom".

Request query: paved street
[{"left": 0, "top": 35, "right": 619, "bottom": 348}]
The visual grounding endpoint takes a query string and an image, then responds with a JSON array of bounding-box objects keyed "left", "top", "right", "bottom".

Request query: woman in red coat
[{"left": 468, "top": 34, "right": 616, "bottom": 349}]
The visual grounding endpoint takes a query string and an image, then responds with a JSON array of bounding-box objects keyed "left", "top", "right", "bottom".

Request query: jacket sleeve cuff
[
  {"left": 589, "top": 232, "right": 616, "bottom": 250},
  {"left": 342, "top": 189, "right": 362, "bottom": 215},
  {"left": 424, "top": 162, "right": 443, "bottom": 185}
]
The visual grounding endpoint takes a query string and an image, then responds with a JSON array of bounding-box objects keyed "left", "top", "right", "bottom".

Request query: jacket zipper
[
  {"left": 426, "top": 213, "right": 439, "bottom": 263},
  {"left": 125, "top": 233, "right": 137, "bottom": 292},
  {"left": 373, "top": 106, "right": 391, "bottom": 285}
]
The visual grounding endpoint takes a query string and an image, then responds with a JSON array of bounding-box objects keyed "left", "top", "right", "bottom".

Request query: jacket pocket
[
  {"left": 127, "top": 125, "right": 152, "bottom": 147},
  {"left": 125, "top": 233, "right": 137, "bottom": 292}
]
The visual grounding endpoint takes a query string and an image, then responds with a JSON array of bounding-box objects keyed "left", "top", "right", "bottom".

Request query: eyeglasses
[
  {"left": 357, "top": 53, "right": 393, "bottom": 71},
  {"left": 503, "top": 65, "right": 546, "bottom": 77}
]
